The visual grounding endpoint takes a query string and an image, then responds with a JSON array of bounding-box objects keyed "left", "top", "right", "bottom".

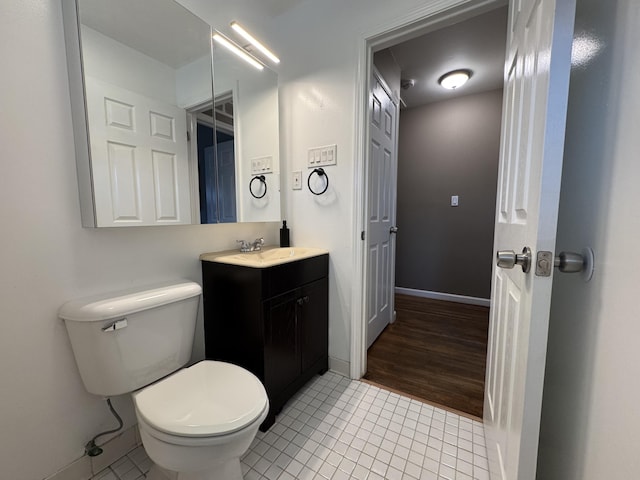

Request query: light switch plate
[
  {"left": 251, "top": 156, "right": 273, "bottom": 174},
  {"left": 307, "top": 144, "right": 337, "bottom": 167},
  {"left": 292, "top": 171, "right": 302, "bottom": 190},
  {"left": 451, "top": 195, "right": 459, "bottom": 206}
]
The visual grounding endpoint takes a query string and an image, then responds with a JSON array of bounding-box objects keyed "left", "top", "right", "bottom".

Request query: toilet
[{"left": 59, "top": 281, "right": 268, "bottom": 480}]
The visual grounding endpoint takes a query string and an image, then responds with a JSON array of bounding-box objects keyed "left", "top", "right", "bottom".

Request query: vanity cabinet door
[
  {"left": 300, "top": 278, "right": 329, "bottom": 373},
  {"left": 263, "top": 289, "right": 301, "bottom": 397}
]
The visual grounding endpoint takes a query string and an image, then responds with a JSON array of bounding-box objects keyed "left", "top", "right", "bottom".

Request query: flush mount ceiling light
[
  {"left": 230, "top": 21, "right": 280, "bottom": 64},
  {"left": 438, "top": 69, "right": 472, "bottom": 90},
  {"left": 212, "top": 32, "right": 264, "bottom": 70}
]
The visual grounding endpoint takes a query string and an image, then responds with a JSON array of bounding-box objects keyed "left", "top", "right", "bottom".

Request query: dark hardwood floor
[{"left": 363, "top": 294, "right": 489, "bottom": 418}]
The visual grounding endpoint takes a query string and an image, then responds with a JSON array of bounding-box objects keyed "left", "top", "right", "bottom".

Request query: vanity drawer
[{"left": 261, "top": 254, "right": 328, "bottom": 298}]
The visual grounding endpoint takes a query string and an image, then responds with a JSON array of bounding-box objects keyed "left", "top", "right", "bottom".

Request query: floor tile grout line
[{"left": 93, "top": 371, "right": 490, "bottom": 480}]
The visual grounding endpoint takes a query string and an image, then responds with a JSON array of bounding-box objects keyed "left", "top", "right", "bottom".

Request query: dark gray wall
[{"left": 395, "top": 89, "right": 502, "bottom": 299}]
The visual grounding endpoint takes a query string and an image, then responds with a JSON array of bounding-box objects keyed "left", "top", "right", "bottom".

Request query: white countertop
[{"left": 200, "top": 246, "right": 328, "bottom": 268}]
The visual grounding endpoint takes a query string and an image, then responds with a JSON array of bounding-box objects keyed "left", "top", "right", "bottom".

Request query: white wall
[
  {"left": 175, "top": 55, "right": 212, "bottom": 108},
  {"left": 537, "top": 0, "right": 640, "bottom": 478},
  {"left": 236, "top": 72, "right": 281, "bottom": 223},
  {"left": 0, "top": 2, "right": 276, "bottom": 479},
  {"left": 81, "top": 26, "right": 178, "bottom": 105}
]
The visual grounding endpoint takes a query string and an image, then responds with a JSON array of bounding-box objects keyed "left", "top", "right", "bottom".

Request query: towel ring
[
  {"left": 249, "top": 175, "right": 267, "bottom": 199},
  {"left": 308, "top": 168, "right": 329, "bottom": 195}
]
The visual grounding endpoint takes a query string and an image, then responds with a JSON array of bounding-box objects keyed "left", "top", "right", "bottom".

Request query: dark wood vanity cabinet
[{"left": 201, "top": 254, "right": 329, "bottom": 430}]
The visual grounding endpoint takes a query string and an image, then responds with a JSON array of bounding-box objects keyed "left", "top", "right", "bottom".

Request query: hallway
[{"left": 364, "top": 295, "right": 489, "bottom": 418}]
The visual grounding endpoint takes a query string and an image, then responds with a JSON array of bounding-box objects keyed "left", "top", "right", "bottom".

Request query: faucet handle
[
  {"left": 251, "top": 237, "right": 265, "bottom": 251},
  {"left": 237, "top": 240, "right": 250, "bottom": 252}
]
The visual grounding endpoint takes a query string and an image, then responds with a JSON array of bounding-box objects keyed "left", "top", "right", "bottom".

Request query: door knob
[
  {"left": 390, "top": 226, "right": 398, "bottom": 234},
  {"left": 554, "top": 251, "right": 585, "bottom": 273},
  {"left": 496, "top": 247, "right": 532, "bottom": 273},
  {"left": 535, "top": 247, "right": 595, "bottom": 281}
]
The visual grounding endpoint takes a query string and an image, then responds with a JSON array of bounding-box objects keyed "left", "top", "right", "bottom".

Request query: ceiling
[
  {"left": 78, "top": 0, "right": 303, "bottom": 70},
  {"left": 380, "top": 6, "right": 508, "bottom": 108},
  {"left": 257, "top": 0, "right": 303, "bottom": 16},
  {"left": 79, "top": 0, "right": 506, "bottom": 101},
  {"left": 79, "top": 0, "right": 211, "bottom": 69}
]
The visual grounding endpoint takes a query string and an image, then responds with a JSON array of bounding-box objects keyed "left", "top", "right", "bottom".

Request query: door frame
[{"left": 350, "top": 0, "right": 508, "bottom": 379}]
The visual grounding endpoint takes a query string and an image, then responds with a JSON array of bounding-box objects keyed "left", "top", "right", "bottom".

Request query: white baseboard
[
  {"left": 44, "top": 456, "right": 92, "bottom": 480},
  {"left": 395, "top": 287, "right": 490, "bottom": 307},
  {"left": 328, "top": 357, "right": 350, "bottom": 377},
  {"left": 45, "top": 426, "right": 141, "bottom": 480},
  {"left": 89, "top": 425, "right": 139, "bottom": 474}
]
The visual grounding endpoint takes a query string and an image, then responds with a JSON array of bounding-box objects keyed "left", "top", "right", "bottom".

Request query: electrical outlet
[{"left": 292, "top": 171, "right": 302, "bottom": 190}]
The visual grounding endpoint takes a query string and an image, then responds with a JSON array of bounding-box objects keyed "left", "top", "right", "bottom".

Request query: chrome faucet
[
  {"left": 236, "top": 237, "right": 264, "bottom": 252},
  {"left": 237, "top": 240, "right": 252, "bottom": 252},
  {"left": 251, "top": 237, "right": 265, "bottom": 251}
]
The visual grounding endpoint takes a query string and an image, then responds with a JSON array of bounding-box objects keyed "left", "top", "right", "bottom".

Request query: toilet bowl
[
  {"left": 134, "top": 360, "right": 268, "bottom": 480},
  {"left": 58, "top": 282, "right": 268, "bottom": 480}
]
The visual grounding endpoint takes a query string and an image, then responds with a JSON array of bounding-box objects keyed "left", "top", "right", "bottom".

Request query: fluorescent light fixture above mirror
[
  {"left": 438, "top": 69, "right": 471, "bottom": 89},
  {"left": 230, "top": 21, "right": 280, "bottom": 64},
  {"left": 212, "top": 32, "right": 264, "bottom": 70}
]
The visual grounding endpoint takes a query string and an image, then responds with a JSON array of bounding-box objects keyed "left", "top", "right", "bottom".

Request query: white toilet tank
[{"left": 59, "top": 281, "right": 202, "bottom": 396}]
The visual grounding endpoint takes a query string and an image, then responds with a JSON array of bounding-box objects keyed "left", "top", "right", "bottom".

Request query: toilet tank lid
[{"left": 58, "top": 281, "right": 202, "bottom": 322}]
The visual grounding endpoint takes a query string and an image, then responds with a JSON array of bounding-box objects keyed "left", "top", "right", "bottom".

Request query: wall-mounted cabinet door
[{"left": 263, "top": 289, "right": 301, "bottom": 396}]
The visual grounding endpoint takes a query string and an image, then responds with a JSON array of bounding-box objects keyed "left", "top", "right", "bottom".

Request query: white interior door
[
  {"left": 484, "top": 0, "right": 575, "bottom": 479},
  {"left": 85, "top": 77, "right": 191, "bottom": 226},
  {"left": 366, "top": 70, "right": 398, "bottom": 348}
]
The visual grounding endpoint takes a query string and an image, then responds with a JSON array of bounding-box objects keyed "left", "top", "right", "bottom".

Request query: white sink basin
[{"left": 200, "top": 246, "right": 328, "bottom": 268}]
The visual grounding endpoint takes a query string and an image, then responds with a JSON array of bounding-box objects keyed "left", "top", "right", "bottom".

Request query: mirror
[
  {"left": 211, "top": 45, "right": 280, "bottom": 223},
  {"left": 62, "top": 0, "right": 281, "bottom": 227}
]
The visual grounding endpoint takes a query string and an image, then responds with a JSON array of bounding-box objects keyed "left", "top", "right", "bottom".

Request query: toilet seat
[{"left": 133, "top": 360, "right": 268, "bottom": 437}]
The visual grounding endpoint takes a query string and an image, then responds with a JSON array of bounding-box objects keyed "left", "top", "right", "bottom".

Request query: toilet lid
[{"left": 133, "top": 361, "right": 268, "bottom": 437}]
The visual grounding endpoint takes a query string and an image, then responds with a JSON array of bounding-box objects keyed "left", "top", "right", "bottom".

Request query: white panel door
[
  {"left": 484, "top": 0, "right": 575, "bottom": 479},
  {"left": 85, "top": 77, "right": 191, "bottom": 226},
  {"left": 366, "top": 71, "right": 398, "bottom": 348}
]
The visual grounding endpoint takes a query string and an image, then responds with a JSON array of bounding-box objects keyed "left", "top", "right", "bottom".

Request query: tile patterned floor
[
  {"left": 91, "top": 445, "right": 152, "bottom": 480},
  {"left": 92, "top": 372, "right": 489, "bottom": 480}
]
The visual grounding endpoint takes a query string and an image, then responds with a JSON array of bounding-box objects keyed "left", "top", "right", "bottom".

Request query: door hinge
[
  {"left": 186, "top": 130, "right": 191, "bottom": 142},
  {"left": 361, "top": 231, "right": 365, "bottom": 241}
]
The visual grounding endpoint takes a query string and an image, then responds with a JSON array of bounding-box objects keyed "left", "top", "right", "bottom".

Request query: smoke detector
[{"left": 401, "top": 79, "right": 415, "bottom": 90}]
